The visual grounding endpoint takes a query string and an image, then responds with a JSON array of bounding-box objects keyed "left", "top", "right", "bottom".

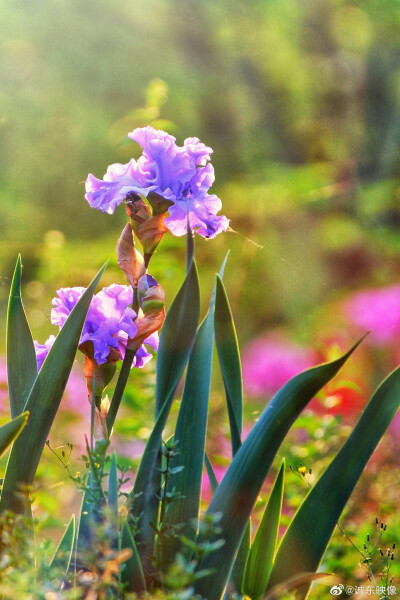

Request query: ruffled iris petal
[{"left": 86, "top": 126, "right": 228, "bottom": 237}]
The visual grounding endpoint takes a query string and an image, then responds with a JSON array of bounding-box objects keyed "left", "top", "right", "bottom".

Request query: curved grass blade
[
  {"left": 120, "top": 521, "right": 146, "bottom": 593},
  {"left": 7, "top": 255, "right": 37, "bottom": 418},
  {"left": 267, "top": 364, "right": 400, "bottom": 599},
  {"left": 128, "top": 260, "right": 200, "bottom": 577},
  {"left": 0, "top": 412, "right": 29, "bottom": 458},
  {"left": 0, "top": 263, "right": 107, "bottom": 514},
  {"left": 193, "top": 339, "right": 363, "bottom": 600},
  {"left": 263, "top": 573, "right": 332, "bottom": 600},
  {"left": 50, "top": 515, "right": 75, "bottom": 573},
  {"left": 205, "top": 453, "right": 219, "bottom": 496},
  {"left": 242, "top": 459, "right": 285, "bottom": 599},
  {"left": 215, "top": 275, "right": 242, "bottom": 455}
]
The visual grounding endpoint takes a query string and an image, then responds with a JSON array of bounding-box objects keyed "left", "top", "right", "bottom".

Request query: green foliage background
[
  {"left": 3, "top": 0, "right": 400, "bottom": 347},
  {"left": 1, "top": 2, "right": 400, "bottom": 595}
]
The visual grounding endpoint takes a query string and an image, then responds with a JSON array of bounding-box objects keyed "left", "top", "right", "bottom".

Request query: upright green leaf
[
  {"left": 120, "top": 521, "right": 147, "bottom": 593},
  {"left": 161, "top": 292, "right": 217, "bottom": 563},
  {"left": 242, "top": 460, "right": 285, "bottom": 599},
  {"left": 193, "top": 340, "right": 362, "bottom": 600},
  {"left": 129, "top": 261, "right": 200, "bottom": 577},
  {"left": 7, "top": 255, "right": 37, "bottom": 418},
  {"left": 50, "top": 515, "right": 75, "bottom": 573},
  {"left": 215, "top": 275, "right": 248, "bottom": 597},
  {"left": 215, "top": 275, "right": 242, "bottom": 455},
  {"left": 155, "top": 259, "right": 200, "bottom": 416},
  {"left": 108, "top": 452, "right": 118, "bottom": 516},
  {"left": 106, "top": 451, "right": 119, "bottom": 550},
  {"left": 267, "top": 365, "right": 400, "bottom": 600},
  {"left": 160, "top": 256, "right": 230, "bottom": 567},
  {"left": 0, "top": 412, "right": 29, "bottom": 458},
  {"left": 0, "top": 263, "right": 107, "bottom": 514}
]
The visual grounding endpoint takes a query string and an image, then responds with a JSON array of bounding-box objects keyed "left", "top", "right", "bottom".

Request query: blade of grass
[
  {"left": 215, "top": 274, "right": 248, "bottom": 597},
  {"left": 242, "top": 460, "right": 285, "bottom": 599},
  {"left": 7, "top": 255, "right": 37, "bottom": 418},
  {"left": 215, "top": 275, "right": 242, "bottom": 455},
  {"left": 108, "top": 451, "right": 118, "bottom": 515},
  {"left": 50, "top": 515, "right": 75, "bottom": 573},
  {"left": 120, "top": 521, "right": 147, "bottom": 593},
  {"left": 155, "top": 259, "right": 200, "bottom": 416},
  {"left": 205, "top": 452, "right": 219, "bottom": 496}
]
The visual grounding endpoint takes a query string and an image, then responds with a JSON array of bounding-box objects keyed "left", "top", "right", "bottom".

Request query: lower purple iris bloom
[{"left": 34, "top": 284, "right": 159, "bottom": 370}]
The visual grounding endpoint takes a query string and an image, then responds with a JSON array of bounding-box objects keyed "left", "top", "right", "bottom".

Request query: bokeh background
[{"left": 2, "top": 0, "right": 400, "bottom": 596}]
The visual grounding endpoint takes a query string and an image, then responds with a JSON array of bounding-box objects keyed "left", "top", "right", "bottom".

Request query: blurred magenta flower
[
  {"left": 34, "top": 284, "right": 158, "bottom": 369},
  {"left": 0, "top": 359, "right": 9, "bottom": 413},
  {"left": 85, "top": 126, "right": 229, "bottom": 238},
  {"left": 242, "top": 334, "right": 317, "bottom": 397},
  {"left": 344, "top": 284, "right": 400, "bottom": 344},
  {"left": 62, "top": 366, "right": 92, "bottom": 417}
]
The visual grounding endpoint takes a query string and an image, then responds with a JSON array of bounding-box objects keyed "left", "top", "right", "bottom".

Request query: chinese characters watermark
[{"left": 330, "top": 584, "right": 397, "bottom": 596}]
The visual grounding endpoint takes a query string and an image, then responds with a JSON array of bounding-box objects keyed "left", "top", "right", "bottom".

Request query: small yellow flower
[{"left": 298, "top": 466, "right": 307, "bottom": 476}]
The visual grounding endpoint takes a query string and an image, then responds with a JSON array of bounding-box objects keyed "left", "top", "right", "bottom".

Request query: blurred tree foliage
[{"left": 2, "top": 0, "right": 400, "bottom": 343}]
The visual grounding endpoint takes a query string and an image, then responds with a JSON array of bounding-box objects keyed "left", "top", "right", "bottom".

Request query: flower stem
[
  {"left": 90, "top": 373, "right": 96, "bottom": 451},
  {"left": 106, "top": 348, "right": 136, "bottom": 434}
]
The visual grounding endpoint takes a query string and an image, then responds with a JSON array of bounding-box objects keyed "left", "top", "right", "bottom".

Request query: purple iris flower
[
  {"left": 34, "top": 284, "right": 157, "bottom": 370},
  {"left": 85, "top": 161, "right": 148, "bottom": 215},
  {"left": 85, "top": 126, "right": 229, "bottom": 238},
  {"left": 34, "top": 335, "right": 57, "bottom": 371}
]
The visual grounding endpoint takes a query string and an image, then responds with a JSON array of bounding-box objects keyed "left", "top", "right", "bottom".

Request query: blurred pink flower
[
  {"left": 344, "top": 284, "right": 400, "bottom": 344},
  {"left": 0, "top": 359, "right": 9, "bottom": 414},
  {"left": 62, "top": 366, "right": 90, "bottom": 417},
  {"left": 242, "top": 334, "right": 317, "bottom": 397},
  {"left": 389, "top": 410, "right": 400, "bottom": 441}
]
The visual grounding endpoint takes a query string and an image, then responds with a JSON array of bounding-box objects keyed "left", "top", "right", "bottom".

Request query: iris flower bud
[
  {"left": 126, "top": 197, "right": 168, "bottom": 265},
  {"left": 128, "top": 275, "right": 165, "bottom": 352},
  {"left": 117, "top": 223, "right": 146, "bottom": 288}
]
